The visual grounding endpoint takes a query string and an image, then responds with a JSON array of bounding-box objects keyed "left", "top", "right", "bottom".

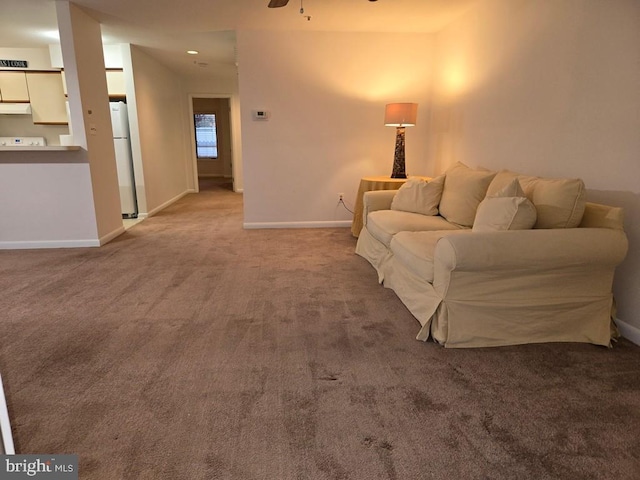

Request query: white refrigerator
[{"left": 110, "top": 101, "right": 138, "bottom": 218}]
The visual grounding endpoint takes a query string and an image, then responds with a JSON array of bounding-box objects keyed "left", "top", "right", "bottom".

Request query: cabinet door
[
  {"left": 25, "top": 72, "right": 68, "bottom": 125},
  {"left": 61, "top": 70, "right": 68, "bottom": 96},
  {"left": 0, "top": 72, "right": 30, "bottom": 102},
  {"left": 106, "top": 70, "right": 125, "bottom": 97}
]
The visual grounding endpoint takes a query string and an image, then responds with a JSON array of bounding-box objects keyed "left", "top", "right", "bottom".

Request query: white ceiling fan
[
  {"left": 268, "top": 0, "right": 377, "bottom": 7},
  {"left": 268, "top": 0, "right": 378, "bottom": 21}
]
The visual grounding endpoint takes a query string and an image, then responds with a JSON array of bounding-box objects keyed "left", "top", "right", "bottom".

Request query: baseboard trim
[
  {"left": 99, "top": 225, "right": 125, "bottom": 246},
  {"left": 0, "top": 192, "right": 191, "bottom": 250},
  {"left": 615, "top": 318, "right": 640, "bottom": 346},
  {"left": 244, "top": 220, "right": 352, "bottom": 229},
  {"left": 145, "top": 191, "right": 190, "bottom": 218},
  {"left": 0, "top": 239, "right": 101, "bottom": 249},
  {"left": 0, "top": 223, "right": 126, "bottom": 249}
]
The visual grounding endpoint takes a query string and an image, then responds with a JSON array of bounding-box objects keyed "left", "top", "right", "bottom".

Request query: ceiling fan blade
[{"left": 268, "top": 0, "right": 289, "bottom": 7}]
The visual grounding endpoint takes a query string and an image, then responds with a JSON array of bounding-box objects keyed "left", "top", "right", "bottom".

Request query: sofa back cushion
[
  {"left": 390, "top": 175, "right": 444, "bottom": 216},
  {"left": 439, "top": 162, "right": 496, "bottom": 227},
  {"left": 487, "top": 171, "right": 586, "bottom": 228}
]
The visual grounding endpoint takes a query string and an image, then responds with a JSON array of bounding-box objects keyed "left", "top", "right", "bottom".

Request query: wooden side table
[{"left": 351, "top": 175, "right": 430, "bottom": 237}]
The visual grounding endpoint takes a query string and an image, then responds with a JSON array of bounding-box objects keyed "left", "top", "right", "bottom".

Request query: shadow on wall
[{"left": 585, "top": 189, "right": 639, "bottom": 326}]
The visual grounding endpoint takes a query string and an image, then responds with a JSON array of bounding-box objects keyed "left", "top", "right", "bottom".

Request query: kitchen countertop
[{"left": 0, "top": 146, "right": 81, "bottom": 152}]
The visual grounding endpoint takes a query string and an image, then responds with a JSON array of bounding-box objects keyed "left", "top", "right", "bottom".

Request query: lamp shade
[{"left": 384, "top": 103, "right": 418, "bottom": 127}]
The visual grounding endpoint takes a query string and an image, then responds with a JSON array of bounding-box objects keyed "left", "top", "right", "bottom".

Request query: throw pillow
[
  {"left": 390, "top": 176, "right": 445, "bottom": 216},
  {"left": 439, "top": 162, "right": 497, "bottom": 227},
  {"left": 473, "top": 178, "right": 537, "bottom": 232}
]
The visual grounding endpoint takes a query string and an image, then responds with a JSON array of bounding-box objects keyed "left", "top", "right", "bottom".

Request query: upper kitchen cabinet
[
  {"left": 61, "top": 69, "right": 126, "bottom": 98},
  {"left": 0, "top": 72, "right": 30, "bottom": 102},
  {"left": 25, "top": 72, "right": 68, "bottom": 125},
  {"left": 106, "top": 70, "right": 125, "bottom": 98},
  {"left": 61, "top": 70, "right": 67, "bottom": 96}
]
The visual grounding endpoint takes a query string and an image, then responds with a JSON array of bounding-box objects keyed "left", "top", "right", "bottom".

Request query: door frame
[{"left": 187, "top": 93, "right": 242, "bottom": 193}]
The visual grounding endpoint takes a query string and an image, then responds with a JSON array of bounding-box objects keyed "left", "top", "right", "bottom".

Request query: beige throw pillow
[
  {"left": 390, "top": 175, "right": 444, "bottom": 216},
  {"left": 439, "top": 162, "right": 497, "bottom": 227},
  {"left": 473, "top": 178, "right": 537, "bottom": 232}
]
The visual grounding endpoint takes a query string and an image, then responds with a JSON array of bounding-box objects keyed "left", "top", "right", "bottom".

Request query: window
[{"left": 194, "top": 113, "right": 218, "bottom": 159}]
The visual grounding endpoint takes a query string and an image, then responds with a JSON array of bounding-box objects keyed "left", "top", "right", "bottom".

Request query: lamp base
[{"left": 391, "top": 126, "right": 407, "bottom": 179}]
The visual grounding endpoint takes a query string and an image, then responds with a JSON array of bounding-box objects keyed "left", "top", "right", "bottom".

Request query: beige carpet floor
[{"left": 1, "top": 183, "right": 639, "bottom": 479}]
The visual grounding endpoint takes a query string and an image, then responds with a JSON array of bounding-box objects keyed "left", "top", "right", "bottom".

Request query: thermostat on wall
[{"left": 252, "top": 110, "right": 270, "bottom": 120}]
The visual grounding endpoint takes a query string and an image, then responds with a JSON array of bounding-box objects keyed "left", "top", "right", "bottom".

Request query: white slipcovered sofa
[{"left": 355, "top": 162, "right": 628, "bottom": 348}]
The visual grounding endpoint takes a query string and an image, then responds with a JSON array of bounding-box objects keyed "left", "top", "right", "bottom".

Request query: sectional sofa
[{"left": 355, "top": 162, "right": 628, "bottom": 348}]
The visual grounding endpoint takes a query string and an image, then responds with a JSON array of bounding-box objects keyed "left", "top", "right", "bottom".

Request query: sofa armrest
[
  {"left": 429, "top": 228, "right": 628, "bottom": 348},
  {"left": 435, "top": 228, "right": 628, "bottom": 275},
  {"left": 362, "top": 190, "right": 397, "bottom": 226}
]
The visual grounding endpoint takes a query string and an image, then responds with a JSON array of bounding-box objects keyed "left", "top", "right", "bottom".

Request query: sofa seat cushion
[
  {"left": 390, "top": 230, "right": 474, "bottom": 282},
  {"left": 367, "top": 210, "right": 462, "bottom": 247}
]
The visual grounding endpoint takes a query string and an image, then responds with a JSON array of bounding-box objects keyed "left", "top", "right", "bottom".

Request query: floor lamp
[{"left": 384, "top": 103, "right": 418, "bottom": 179}]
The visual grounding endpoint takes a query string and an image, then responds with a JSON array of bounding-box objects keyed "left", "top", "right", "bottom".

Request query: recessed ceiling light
[{"left": 187, "top": 50, "right": 199, "bottom": 55}]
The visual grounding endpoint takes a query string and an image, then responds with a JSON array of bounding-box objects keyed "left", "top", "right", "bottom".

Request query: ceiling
[{"left": 0, "top": 0, "right": 479, "bottom": 78}]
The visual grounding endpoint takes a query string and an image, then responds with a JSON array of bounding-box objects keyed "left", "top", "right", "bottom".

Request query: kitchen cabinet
[
  {"left": 25, "top": 72, "right": 68, "bottom": 125},
  {"left": 106, "top": 70, "right": 125, "bottom": 97},
  {"left": 61, "top": 70, "right": 67, "bottom": 96},
  {"left": 0, "top": 72, "right": 29, "bottom": 102},
  {"left": 61, "top": 69, "right": 126, "bottom": 98}
]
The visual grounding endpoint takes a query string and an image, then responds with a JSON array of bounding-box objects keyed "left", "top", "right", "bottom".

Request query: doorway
[{"left": 190, "top": 97, "right": 233, "bottom": 191}]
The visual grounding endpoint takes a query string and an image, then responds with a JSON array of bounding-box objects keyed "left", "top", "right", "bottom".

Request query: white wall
[
  {"left": 57, "top": 1, "right": 123, "bottom": 242},
  {"left": 0, "top": 157, "right": 98, "bottom": 248},
  {"left": 428, "top": 0, "right": 640, "bottom": 334},
  {"left": 49, "top": 43, "right": 124, "bottom": 69},
  {"left": 103, "top": 44, "right": 124, "bottom": 69},
  {"left": 183, "top": 67, "right": 239, "bottom": 95},
  {"left": 128, "top": 46, "right": 192, "bottom": 215},
  {"left": 237, "top": 30, "right": 435, "bottom": 227},
  {"left": 0, "top": 115, "right": 68, "bottom": 146}
]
